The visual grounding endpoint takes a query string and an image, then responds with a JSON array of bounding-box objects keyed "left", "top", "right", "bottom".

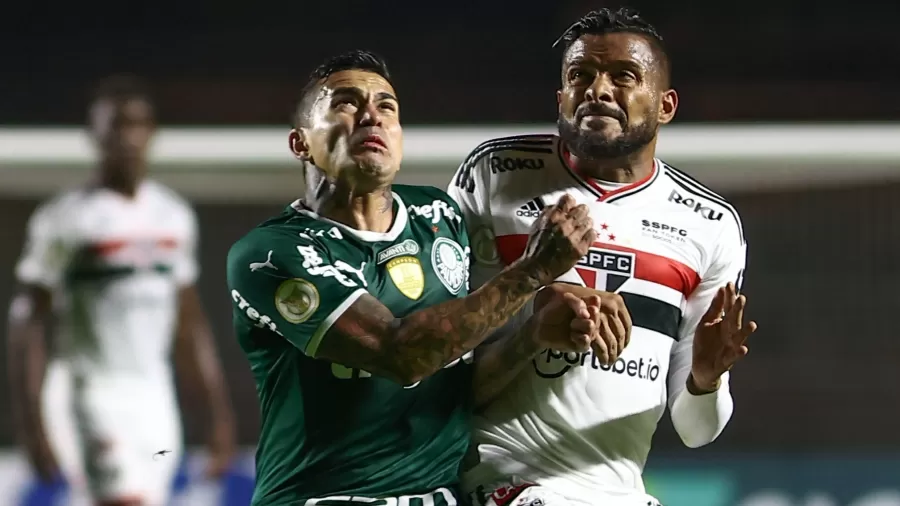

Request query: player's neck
[
  {"left": 97, "top": 164, "right": 141, "bottom": 198},
  {"left": 317, "top": 184, "right": 395, "bottom": 234},
  {"left": 568, "top": 145, "right": 656, "bottom": 183}
]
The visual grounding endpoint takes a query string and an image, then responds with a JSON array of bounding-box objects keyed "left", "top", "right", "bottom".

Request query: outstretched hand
[{"left": 690, "top": 282, "right": 758, "bottom": 391}]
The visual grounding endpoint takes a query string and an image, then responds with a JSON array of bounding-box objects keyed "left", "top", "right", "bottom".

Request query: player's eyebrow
[
  {"left": 375, "top": 91, "right": 398, "bottom": 103},
  {"left": 330, "top": 87, "right": 397, "bottom": 104}
]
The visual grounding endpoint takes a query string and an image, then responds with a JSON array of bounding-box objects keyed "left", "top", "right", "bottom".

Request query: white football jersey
[
  {"left": 447, "top": 134, "right": 746, "bottom": 503},
  {"left": 15, "top": 180, "right": 199, "bottom": 379}
]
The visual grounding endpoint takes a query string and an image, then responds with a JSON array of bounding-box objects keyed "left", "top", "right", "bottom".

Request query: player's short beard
[{"left": 557, "top": 113, "right": 657, "bottom": 160}]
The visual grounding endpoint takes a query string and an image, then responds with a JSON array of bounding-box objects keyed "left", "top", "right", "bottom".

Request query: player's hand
[
  {"left": 532, "top": 287, "right": 631, "bottom": 364},
  {"left": 204, "top": 420, "right": 236, "bottom": 479},
  {"left": 533, "top": 291, "right": 595, "bottom": 353},
  {"left": 580, "top": 292, "right": 631, "bottom": 365},
  {"left": 23, "top": 433, "right": 59, "bottom": 483},
  {"left": 520, "top": 194, "right": 596, "bottom": 286},
  {"left": 690, "top": 283, "right": 758, "bottom": 392}
]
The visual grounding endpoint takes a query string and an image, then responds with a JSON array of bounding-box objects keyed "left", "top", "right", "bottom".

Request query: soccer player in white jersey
[
  {"left": 447, "top": 8, "right": 759, "bottom": 506},
  {"left": 6, "top": 76, "right": 236, "bottom": 506}
]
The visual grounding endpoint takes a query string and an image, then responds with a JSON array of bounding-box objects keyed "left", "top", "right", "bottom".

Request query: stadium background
[{"left": 2, "top": 1, "right": 900, "bottom": 505}]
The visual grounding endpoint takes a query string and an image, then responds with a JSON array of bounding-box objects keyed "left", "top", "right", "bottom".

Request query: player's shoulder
[
  {"left": 143, "top": 180, "right": 195, "bottom": 214},
  {"left": 29, "top": 187, "right": 92, "bottom": 225},
  {"left": 657, "top": 160, "right": 745, "bottom": 244},
  {"left": 394, "top": 184, "right": 459, "bottom": 210},
  {"left": 394, "top": 184, "right": 465, "bottom": 228},
  {"left": 452, "top": 133, "right": 559, "bottom": 193},
  {"left": 228, "top": 202, "right": 334, "bottom": 262}
]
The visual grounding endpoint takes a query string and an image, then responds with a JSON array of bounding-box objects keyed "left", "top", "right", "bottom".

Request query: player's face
[
  {"left": 89, "top": 97, "right": 155, "bottom": 182},
  {"left": 294, "top": 70, "right": 403, "bottom": 193},
  {"left": 557, "top": 33, "right": 677, "bottom": 160}
]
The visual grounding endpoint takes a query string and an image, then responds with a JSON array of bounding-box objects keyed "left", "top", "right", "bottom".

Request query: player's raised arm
[
  {"left": 229, "top": 195, "right": 595, "bottom": 386},
  {"left": 6, "top": 202, "right": 67, "bottom": 482},
  {"left": 667, "top": 214, "right": 757, "bottom": 448}
]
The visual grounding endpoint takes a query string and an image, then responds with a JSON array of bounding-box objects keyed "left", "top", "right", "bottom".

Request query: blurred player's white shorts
[
  {"left": 42, "top": 360, "right": 183, "bottom": 506},
  {"left": 470, "top": 478, "right": 663, "bottom": 506}
]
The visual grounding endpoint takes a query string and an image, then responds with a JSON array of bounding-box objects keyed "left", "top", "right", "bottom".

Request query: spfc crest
[
  {"left": 575, "top": 246, "right": 635, "bottom": 292},
  {"left": 387, "top": 256, "right": 425, "bottom": 300}
]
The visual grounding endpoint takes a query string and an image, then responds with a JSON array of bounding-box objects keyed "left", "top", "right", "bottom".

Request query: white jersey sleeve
[
  {"left": 171, "top": 203, "right": 200, "bottom": 287},
  {"left": 448, "top": 147, "right": 502, "bottom": 291},
  {"left": 667, "top": 202, "right": 746, "bottom": 448},
  {"left": 15, "top": 198, "right": 73, "bottom": 289}
]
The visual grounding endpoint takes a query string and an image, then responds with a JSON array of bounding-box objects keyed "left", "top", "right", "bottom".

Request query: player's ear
[
  {"left": 658, "top": 89, "right": 678, "bottom": 125},
  {"left": 556, "top": 89, "right": 562, "bottom": 108},
  {"left": 288, "top": 129, "right": 311, "bottom": 161}
]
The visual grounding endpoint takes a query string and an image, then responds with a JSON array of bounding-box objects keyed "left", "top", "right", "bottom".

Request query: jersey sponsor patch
[
  {"left": 515, "top": 198, "right": 544, "bottom": 218},
  {"left": 376, "top": 239, "right": 420, "bottom": 264},
  {"left": 274, "top": 278, "right": 319, "bottom": 323},
  {"left": 387, "top": 255, "right": 425, "bottom": 300},
  {"left": 432, "top": 237, "right": 468, "bottom": 295}
]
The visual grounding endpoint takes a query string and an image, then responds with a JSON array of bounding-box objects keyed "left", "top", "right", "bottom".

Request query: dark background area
[{"left": 3, "top": 1, "right": 900, "bottom": 125}]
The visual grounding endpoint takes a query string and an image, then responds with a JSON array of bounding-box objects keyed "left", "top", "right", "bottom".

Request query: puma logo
[{"left": 249, "top": 250, "right": 278, "bottom": 272}]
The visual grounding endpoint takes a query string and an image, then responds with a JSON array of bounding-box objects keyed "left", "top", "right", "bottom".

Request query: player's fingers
[
  {"left": 702, "top": 286, "right": 727, "bottom": 323},
  {"left": 568, "top": 203, "right": 590, "bottom": 220},
  {"left": 728, "top": 294, "right": 746, "bottom": 334},
  {"left": 617, "top": 304, "right": 633, "bottom": 347},
  {"left": 608, "top": 312, "right": 628, "bottom": 352},
  {"left": 562, "top": 292, "right": 591, "bottom": 319},
  {"left": 579, "top": 226, "right": 598, "bottom": 250},
  {"left": 556, "top": 193, "right": 577, "bottom": 213},
  {"left": 590, "top": 335, "right": 610, "bottom": 365},
  {"left": 599, "top": 316, "right": 619, "bottom": 362},
  {"left": 736, "top": 320, "right": 758, "bottom": 346},
  {"left": 723, "top": 283, "right": 737, "bottom": 315}
]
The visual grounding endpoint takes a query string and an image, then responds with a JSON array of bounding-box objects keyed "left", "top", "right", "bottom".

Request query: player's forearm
[
  {"left": 388, "top": 261, "right": 544, "bottom": 384},
  {"left": 473, "top": 319, "right": 543, "bottom": 409},
  {"left": 176, "top": 321, "right": 236, "bottom": 426},
  {"left": 6, "top": 320, "right": 48, "bottom": 441},
  {"left": 670, "top": 372, "right": 734, "bottom": 448}
]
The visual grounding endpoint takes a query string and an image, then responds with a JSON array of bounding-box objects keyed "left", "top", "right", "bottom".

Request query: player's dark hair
[
  {"left": 553, "top": 7, "right": 670, "bottom": 86},
  {"left": 292, "top": 49, "right": 393, "bottom": 128},
  {"left": 90, "top": 74, "right": 155, "bottom": 108}
]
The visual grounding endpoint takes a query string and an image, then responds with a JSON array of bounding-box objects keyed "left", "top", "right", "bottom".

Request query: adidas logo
[{"left": 516, "top": 198, "right": 544, "bottom": 218}]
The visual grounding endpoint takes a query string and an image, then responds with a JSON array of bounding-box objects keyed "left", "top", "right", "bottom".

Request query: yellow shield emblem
[{"left": 386, "top": 256, "right": 425, "bottom": 300}]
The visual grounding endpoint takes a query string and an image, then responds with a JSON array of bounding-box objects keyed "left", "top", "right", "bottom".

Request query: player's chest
[
  {"left": 312, "top": 226, "right": 471, "bottom": 316},
  {"left": 493, "top": 197, "right": 715, "bottom": 296},
  {"left": 63, "top": 200, "right": 188, "bottom": 269}
]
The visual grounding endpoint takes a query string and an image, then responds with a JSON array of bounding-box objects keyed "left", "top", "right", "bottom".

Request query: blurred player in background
[
  {"left": 6, "top": 76, "right": 236, "bottom": 506},
  {"left": 449, "top": 8, "right": 758, "bottom": 506},
  {"left": 225, "top": 50, "right": 623, "bottom": 506}
]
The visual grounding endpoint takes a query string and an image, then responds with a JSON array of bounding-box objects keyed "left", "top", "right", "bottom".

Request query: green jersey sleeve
[{"left": 227, "top": 231, "right": 368, "bottom": 357}]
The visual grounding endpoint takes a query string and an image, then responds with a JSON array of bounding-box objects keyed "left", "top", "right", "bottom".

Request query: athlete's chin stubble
[{"left": 557, "top": 116, "right": 656, "bottom": 160}]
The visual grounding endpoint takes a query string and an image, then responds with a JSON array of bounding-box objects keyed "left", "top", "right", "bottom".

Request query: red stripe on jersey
[
  {"left": 157, "top": 237, "right": 178, "bottom": 249},
  {"left": 495, "top": 233, "right": 701, "bottom": 297},
  {"left": 90, "top": 240, "right": 129, "bottom": 256}
]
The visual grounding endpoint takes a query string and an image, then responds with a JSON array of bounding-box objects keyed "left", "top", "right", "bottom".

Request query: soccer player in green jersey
[{"left": 226, "top": 50, "right": 603, "bottom": 506}]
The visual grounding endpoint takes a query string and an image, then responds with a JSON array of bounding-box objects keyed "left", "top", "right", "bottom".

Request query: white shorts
[
  {"left": 42, "top": 361, "right": 183, "bottom": 505},
  {"left": 470, "top": 478, "right": 663, "bottom": 506}
]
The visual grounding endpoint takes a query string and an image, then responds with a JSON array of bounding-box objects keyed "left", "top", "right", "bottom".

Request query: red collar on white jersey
[{"left": 560, "top": 141, "right": 659, "bottom": 202}]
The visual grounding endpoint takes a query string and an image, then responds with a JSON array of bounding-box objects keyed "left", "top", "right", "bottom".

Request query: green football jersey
[{"left": 227, "top": 184, "right": 475, "bottom": 506}]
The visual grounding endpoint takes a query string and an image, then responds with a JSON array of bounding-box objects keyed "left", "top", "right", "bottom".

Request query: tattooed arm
[
  {"left": 315, "top": 195, "right": 597, "bottom": 385},
  {"left": 318, "top": 265, "right": 543, "bottom": 385}
]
